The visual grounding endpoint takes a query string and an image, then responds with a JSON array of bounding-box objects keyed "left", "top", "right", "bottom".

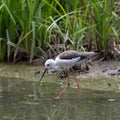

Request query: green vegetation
[{"left": 0, "top": 0, "right": 119, "bottom": 62}]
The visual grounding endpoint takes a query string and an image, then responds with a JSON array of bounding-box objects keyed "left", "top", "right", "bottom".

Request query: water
[{"left": 0, "top": 77, "right": 120, "bottom": 120}]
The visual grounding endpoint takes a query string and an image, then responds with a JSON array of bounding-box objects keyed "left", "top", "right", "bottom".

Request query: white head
[
  {"left": 45, "top": 59, "right": 58, "bottom": 70},
  {"left": 39, "top": 59, "right": 58, "bottom": 82}
]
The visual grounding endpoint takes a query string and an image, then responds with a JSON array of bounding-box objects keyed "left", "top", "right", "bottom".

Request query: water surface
[{"left": 0, "top": 76, "right": 120, "bottom": 120}]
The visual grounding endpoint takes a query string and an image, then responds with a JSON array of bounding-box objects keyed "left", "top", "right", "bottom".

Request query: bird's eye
[{"left": 47, "top": 64, "right": 50, "bottom": 66}]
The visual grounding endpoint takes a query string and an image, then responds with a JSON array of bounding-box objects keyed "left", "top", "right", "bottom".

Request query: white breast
[{"left": 55, "top": 57, "right": 81, "bottom": 70}]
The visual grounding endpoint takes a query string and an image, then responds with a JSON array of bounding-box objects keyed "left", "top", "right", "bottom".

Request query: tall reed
[
  {"left": 0, "top": 0, "right": 119, "bottom": 62},
  {"left": 89, "top": 0, "right": 118, "bottom": 50}
]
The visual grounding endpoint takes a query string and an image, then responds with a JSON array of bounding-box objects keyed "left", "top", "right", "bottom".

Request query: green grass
[
  {"left": 91, "top": 0, "right": 115, "bottom": 50},
  {"left": 0, "top": 0, "right": 119, "bottom": 62}
]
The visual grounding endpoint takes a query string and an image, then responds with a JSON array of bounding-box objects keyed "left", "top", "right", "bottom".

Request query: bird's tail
[{"left": 81, "top": 50, "right": 105, "bottom": 58}]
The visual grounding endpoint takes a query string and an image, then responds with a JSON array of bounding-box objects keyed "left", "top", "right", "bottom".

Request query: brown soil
[{"left": 77, "top": 60, "right": 120, "bottom": 79}]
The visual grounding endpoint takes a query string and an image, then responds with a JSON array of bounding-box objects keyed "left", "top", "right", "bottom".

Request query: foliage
[
  {"left": 0, "top": 0, "right": 119, "bottom": 62},
  {"left": 90, "top": 0, "right": 116, "bottom": 50}
]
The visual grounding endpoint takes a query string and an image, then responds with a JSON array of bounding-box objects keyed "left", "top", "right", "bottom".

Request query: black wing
[{"left": 58, "top": 50, "right": 86, "bottom": 60}]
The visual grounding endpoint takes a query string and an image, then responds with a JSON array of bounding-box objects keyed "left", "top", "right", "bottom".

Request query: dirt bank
[{"left": 77, "top": 60, "right": 120, "bottom": 79}]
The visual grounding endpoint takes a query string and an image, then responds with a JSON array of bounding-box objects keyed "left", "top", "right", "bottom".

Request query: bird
[{"left": 38, "top": 50, "right": 103, "bottom": 99}]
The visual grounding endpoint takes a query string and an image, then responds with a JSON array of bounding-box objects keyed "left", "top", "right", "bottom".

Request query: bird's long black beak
[{"left": 38, "top": 68, "right": 48, "bottom": 84}]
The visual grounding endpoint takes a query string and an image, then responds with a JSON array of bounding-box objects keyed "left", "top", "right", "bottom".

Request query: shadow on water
[{"left": 0, "top": 76, "right": 120, "bottom": 120}]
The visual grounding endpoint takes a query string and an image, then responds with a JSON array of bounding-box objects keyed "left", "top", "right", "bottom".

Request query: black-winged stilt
[{"left": 39, "top": 50, "right": 103, "bottom": 99}]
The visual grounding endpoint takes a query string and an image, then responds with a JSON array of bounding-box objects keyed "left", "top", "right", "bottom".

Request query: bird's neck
[{"left": 52, "top": 61, "right": 59, "bottom": 71}]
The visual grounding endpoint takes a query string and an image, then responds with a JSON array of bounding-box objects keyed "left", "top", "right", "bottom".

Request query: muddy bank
[
  {"left": 0, "top": 61, "right": 120, "bottom": 92},
  {"left": 77, "top": 60, "right": 120, "bottom": 79},
  {"left": 0, "top": 61, "right": 120, "bottom": 80},
  {"left": 74, "top": 60, "right": 120, "bottom": 92}
]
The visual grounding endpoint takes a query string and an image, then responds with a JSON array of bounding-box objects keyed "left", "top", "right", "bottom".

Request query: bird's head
[
  {"left": 38, "top": 59, "right": 56, "bottom": 83},
  {"left": 45, "top": 59, "right": 56, "bottom": 70}
]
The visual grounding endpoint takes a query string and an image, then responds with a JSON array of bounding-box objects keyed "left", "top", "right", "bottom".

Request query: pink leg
[
  {"left": 55, "top": 77, "right": 70, "bottom": 99},
  {"left": 70, "top": 68, "right": 80, "bottom": 97}
]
